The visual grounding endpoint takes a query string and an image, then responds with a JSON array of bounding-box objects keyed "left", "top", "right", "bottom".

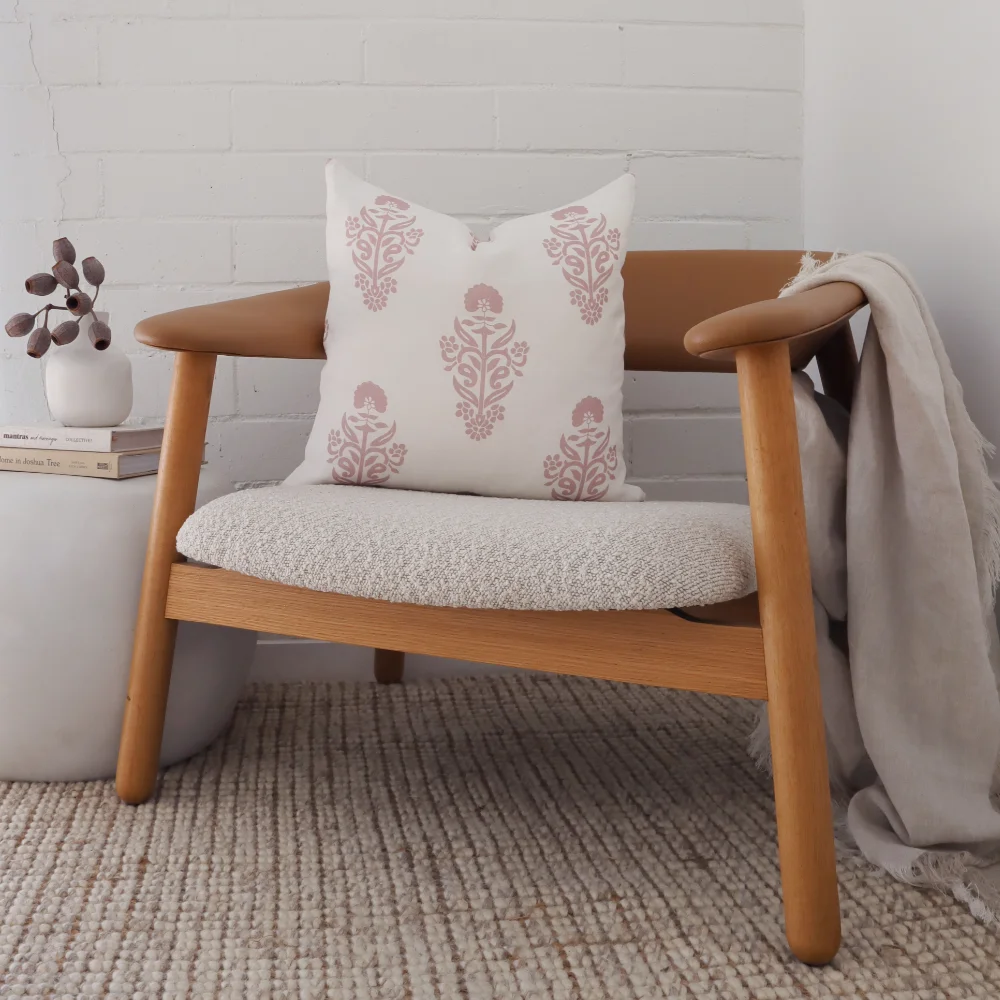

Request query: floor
[{"left": 0, "top": 675, "right": 997, "bottom": 998}]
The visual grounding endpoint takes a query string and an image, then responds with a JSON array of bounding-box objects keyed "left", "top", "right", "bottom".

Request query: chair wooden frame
[{"left": 115, "top": 250, "right": 865, "bottom": 965}]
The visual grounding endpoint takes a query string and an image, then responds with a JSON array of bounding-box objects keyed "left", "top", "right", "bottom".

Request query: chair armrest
[
  {"left": 683, "top": 281, "right": 865, "bottom": 365},
  {"left": 135, "top": 283, "right": 329, "bottom": 358}
]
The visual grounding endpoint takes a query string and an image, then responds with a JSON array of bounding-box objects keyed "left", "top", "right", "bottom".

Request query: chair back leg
[
  {"left": 737, "top": 341, "right": 841, "bottom": 965},
  {"left": 374, "top": 648, "right": 405, "bottom": 684},
  {"left": 815, "top": 321, "right": 859, "bottom": 413},
  {"left": 116, "top": 351, "right": 217, "bottom": 804}
]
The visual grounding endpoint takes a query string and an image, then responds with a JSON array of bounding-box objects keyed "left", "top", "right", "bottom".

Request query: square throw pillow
[{"left": 285, "top": 161, "right": 643, "bottom": 502}]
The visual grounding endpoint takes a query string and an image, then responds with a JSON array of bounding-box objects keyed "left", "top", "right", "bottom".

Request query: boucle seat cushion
[
  {"left": 177, "top": 486, "right": 755, "bottom": 611},
  {"left": 176, "top": 485, "right": 757, "bottom": 612}
]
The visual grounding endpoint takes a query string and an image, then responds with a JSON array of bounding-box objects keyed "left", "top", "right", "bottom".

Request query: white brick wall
[{"left": 1, "top": 0, "right": 804, "bottom": 501}]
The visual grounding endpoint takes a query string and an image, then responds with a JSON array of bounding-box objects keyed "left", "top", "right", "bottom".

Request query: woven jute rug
[{"left": 1, "top": 676, "right": 997, "bottom": 998}]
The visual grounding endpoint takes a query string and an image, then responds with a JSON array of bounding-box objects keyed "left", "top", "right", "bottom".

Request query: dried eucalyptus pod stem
[
  {"left": 52, "top": 260, "right": 79, "bottom": 289},
  {"left": 81, "top": 256, "right": 105, "bottom": 287},
  {"left": 51, "top": 319, "right": 80, "bottom": 346},
  {"left": 5, "top": 313, "right": 34, "bottom": 338},
  {"left": 26, "top": 328, "right": 51, "bottom": 358},
  {"left": 25, "top": 273, "right": 57, "bottom": 296},
  {"left": 66, "top": 291, "right": 93, "bottom": 317},
  {"left": 88, "top": 319, "right": 111, "bottom": 350},
  {"left": 52, "top": 237, "right": 76, "bottom": 265}
]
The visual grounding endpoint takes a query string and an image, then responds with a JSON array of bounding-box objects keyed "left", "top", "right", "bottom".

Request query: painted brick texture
[{"left": 0, "top": 1, "right": 803, "bottom": 499}]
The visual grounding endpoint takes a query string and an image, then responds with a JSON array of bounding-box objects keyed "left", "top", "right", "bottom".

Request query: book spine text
[
  {"left": 0, "top": 427, "right": 112, "bottom": 451},
  {"left": 0, "top": 447, "right": 122, "bottom": 478}
]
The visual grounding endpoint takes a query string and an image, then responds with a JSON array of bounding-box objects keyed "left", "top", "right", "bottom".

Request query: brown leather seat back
[{"left": 622, "top": 250, "right": 808, "bottom": 372}]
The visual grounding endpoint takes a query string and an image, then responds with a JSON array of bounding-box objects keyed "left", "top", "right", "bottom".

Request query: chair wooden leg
[
  {"left": 116, "top": 352, "right": 218, "bottom": 805},
  {"left": 373, "top": 648, "right": 404, "bottom": 684},
  {"left": 737, "top": 341, "right": 841, "bottom": 965},
  {"left": 815, "top": 321, "right": 859, "bottom": 414}
]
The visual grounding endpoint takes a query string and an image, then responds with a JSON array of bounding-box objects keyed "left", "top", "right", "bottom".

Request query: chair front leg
[
  {"left": 116, "top": 351, "right": 217, "bottom": 804},
  {"left": 736, "top": 341, "right": 841, "bottom": 965}
]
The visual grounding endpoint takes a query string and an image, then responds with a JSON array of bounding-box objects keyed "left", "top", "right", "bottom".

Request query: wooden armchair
[{"left": 115, "top": 250, "right": 865, "bottom": 965}]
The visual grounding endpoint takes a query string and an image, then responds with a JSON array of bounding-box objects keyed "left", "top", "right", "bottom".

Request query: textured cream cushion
[
  {"left": 285, "top": 161, "right": 641, "bottom": 502},
  {"left": 176, "top": 486, "right": 756, "bottom": 612}
]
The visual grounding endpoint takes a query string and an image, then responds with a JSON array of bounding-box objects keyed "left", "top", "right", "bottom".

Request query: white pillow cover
[{"left": 286, "top": 161, "right": 643, "bottom": 502}]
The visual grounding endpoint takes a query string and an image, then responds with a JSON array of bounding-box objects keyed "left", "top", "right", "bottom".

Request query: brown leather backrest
[
  {"left": 136, "top": 249, "right": 815, "bottom": 370},
  {"left": 622, "top": 250, "right": 808, "bottom": 371}
]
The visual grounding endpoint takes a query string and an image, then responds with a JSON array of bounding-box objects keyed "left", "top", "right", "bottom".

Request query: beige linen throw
[{"left": 763, "top": 253, "right": 1000, "bottom": 923}]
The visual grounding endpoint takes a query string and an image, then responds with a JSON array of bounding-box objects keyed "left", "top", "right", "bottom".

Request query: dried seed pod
[
  {"left": 52, "top": 260, "right": 79, "bottom": 289},
  {"left": 52, "top": 237, "right": 76, "bottom": 265},
  {"left": 5, "top": 312, "right": 34, "bottom": 338},
  {"left": 81, "top": 256, "right": 105, "bottom": 287},
  {"left": 66, "top": 291, "right": 93, "bottom": 317},
  {"left": 51, "top": 319, "right": 80, "bottom": 346},
  {"left": 26, "top": 327, "right": 51, "bottom": 359},
  {"left": 25, "top": 272, "right": 57, "bottom": 296},
  {"left": 89, "top": 319, "right": 111, "bottom": 351}
]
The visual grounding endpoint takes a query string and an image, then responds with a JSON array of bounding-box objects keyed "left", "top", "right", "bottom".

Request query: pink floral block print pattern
[
  {"left": 345, "top": 195, "right": 423, "bottom": 311},
  {"left": 327, "top": 382, "right": 407, "bottom": 486},
  {"left": 441, "top": 284, "right": 529, "bottom": 441},
  {"left": 543, "top": 204, "right": 622, "bottom": 325},
  {"left": 543, "top": 396, "right": 619, "bottom": 501}
]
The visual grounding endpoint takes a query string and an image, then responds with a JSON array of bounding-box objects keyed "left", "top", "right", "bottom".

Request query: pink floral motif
[
  {"left": 543, "top": 395, "right": 619, "bottom": 501},
  {"left": 440, "top": 284, "right": 529, "bottom": 442},
  {"left": 552, "top": 205, "right": 589, "bottom": 221},
  {"left": 544, "top": 203, "right": 621, "bottom": 325},
  {"left": 374, "top": 194, "right": 409, "bottom": 210},
  {"left": 345, "top": 195, "right": 423, "bottom": 311},
  {"left": 353, "top": 380, "right": 387, "bottom": 412},
  {"left": 327, "top": 381, "right": 407, "bottom": 486}
]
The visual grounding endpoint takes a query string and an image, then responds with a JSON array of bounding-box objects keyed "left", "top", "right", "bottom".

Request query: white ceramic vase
[{"left": 44, "top": 311, "right": 133, "bottom": 427}]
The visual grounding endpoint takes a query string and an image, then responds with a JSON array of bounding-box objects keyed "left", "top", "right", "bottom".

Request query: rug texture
[{"left": 0, "top": 676, "right": 997, "bottom": 999}]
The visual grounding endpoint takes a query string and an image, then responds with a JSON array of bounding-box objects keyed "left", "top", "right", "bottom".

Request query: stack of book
[{"left": 0, "top": 424, "right": 165, "bottom": 479}]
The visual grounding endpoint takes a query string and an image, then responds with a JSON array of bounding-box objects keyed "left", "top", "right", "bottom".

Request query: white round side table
[{"left": 0, "top": 468, "right": 257, "bottom": 781}]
